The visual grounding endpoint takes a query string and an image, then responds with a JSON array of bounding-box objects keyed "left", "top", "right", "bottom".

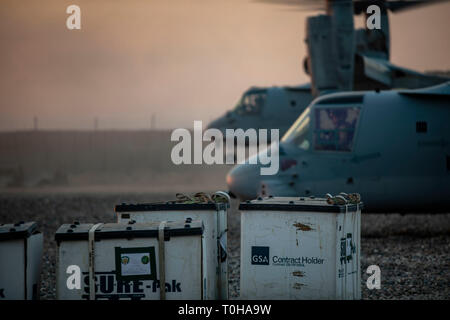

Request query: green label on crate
[{"left": 115, "top": 247, "right": 157, "bottom": 281}]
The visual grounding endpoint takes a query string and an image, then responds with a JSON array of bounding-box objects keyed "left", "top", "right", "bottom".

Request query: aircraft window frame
[
  {"left": 312, "top": 106, "right": 361, "bottom": 153},
  {"left": 281, "top": 107, "right": 311, "bottom": 151}
]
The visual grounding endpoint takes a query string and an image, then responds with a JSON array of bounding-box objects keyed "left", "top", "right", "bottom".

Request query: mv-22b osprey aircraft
[
  {"left": 227, "top": 81, "right": 450, "bottom": 213},
  {"left": 208, "top": 0, "right": 449, "bottom": 137},
  {"left": 223, "top": 0, "right": 450, "bottom": 213}
]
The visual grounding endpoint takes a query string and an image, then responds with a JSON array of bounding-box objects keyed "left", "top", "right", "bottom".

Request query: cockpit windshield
[
  {"left": 314, "top": 107, "right": 360, "bottom": 152},
  {"left": 281, "top": 108, "right": 311, "bottom": 150},
  {"left": 234, "top": 90, "right": 267, "bottom": 115}
]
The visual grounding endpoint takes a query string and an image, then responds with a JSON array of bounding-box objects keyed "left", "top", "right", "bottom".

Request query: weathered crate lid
[
  {"left": 239, "top": 196, "right": 363, "bottom": 213},
  {"left": 0, "top": 221, "right": 38, "bottom": 241},
  {"left": 115, "top": 202, "right": 227, "bottom": 213},
  {"left": 55, "top": 220, "right": 203, "bottom": 243}
]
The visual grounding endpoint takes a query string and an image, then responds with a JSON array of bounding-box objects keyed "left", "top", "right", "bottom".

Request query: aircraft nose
[
  {"left": 206, "top": 118, "right": 222, "bottom": 130},
  {"left": 226, "top": 163, "right": 260, "bottom": 200},
  {"left": 207, "top": 117, "right": 229, "bottom": 131},
  {"left": 207, "top": 112, "right": 236, "bottom": 132}
]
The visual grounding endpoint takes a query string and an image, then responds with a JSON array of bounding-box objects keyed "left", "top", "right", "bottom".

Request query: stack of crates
[
  {"left": 239, "top": 196, "right": 362, "bottom": 300},
  {"left": 55, "top": 192, "right": 229, "bottom": 300}
]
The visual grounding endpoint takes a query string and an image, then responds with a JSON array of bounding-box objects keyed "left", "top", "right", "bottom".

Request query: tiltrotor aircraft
[
  {"left": 227, "top": 81, "right": 450, "bottom": 213},
  {"left": 207, "top": 0, "right": 449, "bottom": 137},
  {"left": 207, "top": 83, "right": 313, "bottom": 137}
]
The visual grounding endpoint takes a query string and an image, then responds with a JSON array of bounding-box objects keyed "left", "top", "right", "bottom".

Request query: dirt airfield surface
[{"left": 0, "top": 190, "right": 448, "bottom": 300}]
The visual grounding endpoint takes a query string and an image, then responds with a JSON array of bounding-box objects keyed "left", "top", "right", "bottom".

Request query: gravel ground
[{"left": 0, "top": 192, "right": 449, "bottom": 300}]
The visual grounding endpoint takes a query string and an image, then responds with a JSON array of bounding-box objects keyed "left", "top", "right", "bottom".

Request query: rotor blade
[
  {"left": 253, "top": 0, "right": 325, "bottom": 11},
  {"left": 384, "top": 0, "right": 449, "bottom": 12},
  {"left": 255, "top": 0, "right": 449, "bottom": 13}
]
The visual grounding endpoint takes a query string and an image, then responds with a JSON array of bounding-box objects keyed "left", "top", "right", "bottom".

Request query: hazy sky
[{"left": 0, "top": 0, "right": 449, "bottom": 130}]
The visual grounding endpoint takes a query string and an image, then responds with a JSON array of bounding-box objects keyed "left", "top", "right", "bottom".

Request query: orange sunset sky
[{"left": 0, "top": 0, "right": 449, "bottom": 131}]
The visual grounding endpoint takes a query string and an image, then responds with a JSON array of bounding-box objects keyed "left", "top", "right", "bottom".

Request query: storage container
[
  {"left": 0, "top": 221, "right": 43, "bottom": 300},
  {"left": 55, "top": 220, "right": 206, "bottom": 300},
  {"left": 115, "top": 201, "right": 228, "bottom": 300},
  {"left": 239, "top": 196, "right": 361, "bottom": 300}
]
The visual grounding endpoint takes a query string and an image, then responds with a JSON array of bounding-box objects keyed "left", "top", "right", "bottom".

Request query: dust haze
[
  {"left": 0, "top": 0, "right": 449, "bottom": 130},
  {"left": 0, "top": 130, "right": 232, "bottom": 193}
]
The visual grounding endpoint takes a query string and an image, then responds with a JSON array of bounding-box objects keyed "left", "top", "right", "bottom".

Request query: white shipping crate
[
  {"left": 56, "top": 220, "right": 207, "bottom": 300},
  {"left": 239, "top": 196, "right": 362, "bottom": 300},
  {"left": 115, "top": 201, "right": 228, "bottom": 300},
  {"left": 0, "top": 221, "right": 43, "bottom": 300}
]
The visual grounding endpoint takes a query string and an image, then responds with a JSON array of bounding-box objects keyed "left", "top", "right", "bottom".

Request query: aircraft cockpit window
[
  {"left": 235, "top": 92, "right": 266, "bottom": 115},
  {"left": 314, "top": 107, "right": 360, "bottom": 152},
  {"left": 281, "top": 108, "right": 311, "bottom": 150}
]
